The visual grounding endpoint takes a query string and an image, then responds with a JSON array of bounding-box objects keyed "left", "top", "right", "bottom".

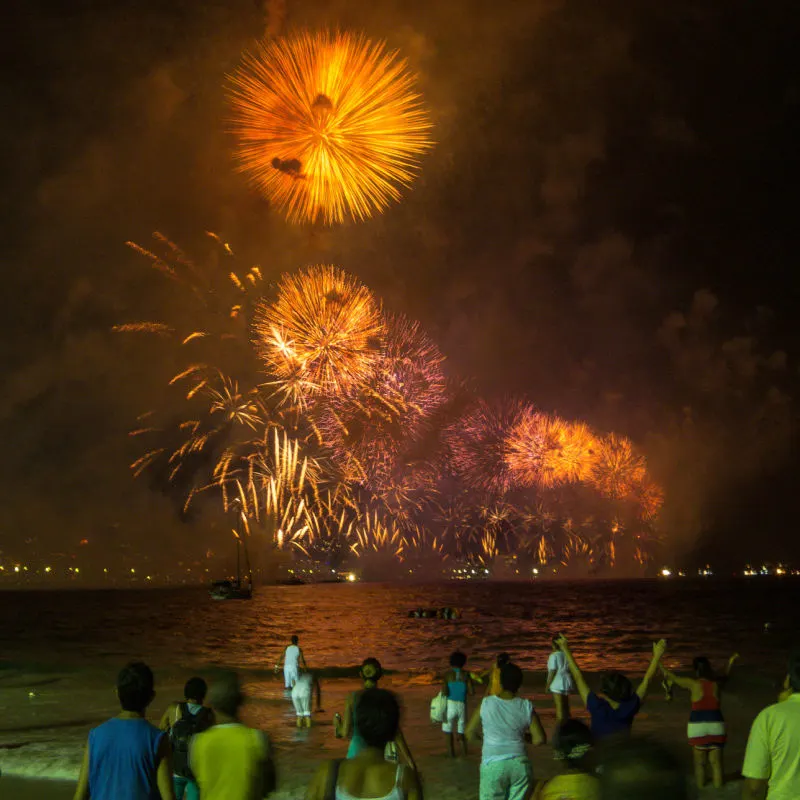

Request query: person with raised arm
[
  {"left": 555, "top": 635, "right": 667, "bottom": 740},
  {"left": 660, "top": 652, "right": 738, "bottom": 789}
]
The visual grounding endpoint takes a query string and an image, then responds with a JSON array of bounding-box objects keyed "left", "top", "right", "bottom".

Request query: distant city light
[
  {"left": 14, "top": 566, "right": 20, "bottom": 573},
  {"left": 660, "top": 567, "right": 672, "bottom": 578},
  {"left": 347, "top": 572, "right": 357, "bottom": 583},
  {"left": 45, "top": 566, "right": 52, "bottom": 573},
  {"left": 532, "top": 568, "right": 539, "bottom": 575},
  {"left": 130, "top": 568, "right": 135, "bottom": 574}
]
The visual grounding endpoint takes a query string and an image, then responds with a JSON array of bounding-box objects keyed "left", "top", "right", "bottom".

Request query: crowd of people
[{"left": 67, "top": 635, "right": 800, "bottom": 800}]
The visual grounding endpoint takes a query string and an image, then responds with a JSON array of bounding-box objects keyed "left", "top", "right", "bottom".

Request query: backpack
[{"left": 170, "top": 703, "right": 213, "bottom": 779}]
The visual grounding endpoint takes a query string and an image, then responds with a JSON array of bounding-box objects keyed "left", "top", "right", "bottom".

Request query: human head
[
  {"left": 500, "top": 662, "right": 524, "bottom": 694},
  {"left": 692, "top": 657, "right": 714, "bottom": 681},
  {"left": 360, "top": 657, "right": 383, "bottom": 686},
  {"left": 184, "top": 677, "right": 207, "bottom": 704},
  {"left": 291, "top": 635, "right": 299, "bottom": 646},
  {"left": 788, "top": 647, "right": 800, "bottom": 692},
  {"left": 450, "top": 651, "right": 467, "bottom": 669},
  {"left": 208, "top": 672, "right": 244, "bottom": 718},
  {"left": 554, "top": 719, "right": 594, "bottom": 771},
  {"left": 497, "top": 652, "right": 510, "bottom": 667},
  {"left": 116, "top": 661, "right": 155, "bottom": 713},
  {"left": 354, "top": 688, "right": 400, "bottom": 749},
  {"left": 598, "top": 737, "right": 689, "bottom": 800},
  {"left": 602, "top": 672, "right": 633, "bottom": 703}
]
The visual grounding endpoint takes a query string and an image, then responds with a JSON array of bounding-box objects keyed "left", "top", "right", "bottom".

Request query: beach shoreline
[{"left": 1, "top": 665, "right": 769, "bottom": 798}]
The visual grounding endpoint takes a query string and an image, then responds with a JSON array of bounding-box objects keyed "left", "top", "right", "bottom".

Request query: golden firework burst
[
  {"left": 253, "top": 264, "right": 385, "bottom": 404},
  {"left": 228, "top": 30, "right": 433, "bottom": 224}
]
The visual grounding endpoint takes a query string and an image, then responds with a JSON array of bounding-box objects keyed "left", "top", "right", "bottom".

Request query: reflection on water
[{"left": 1, "top": 580, "right": 798, "bottom": 674}]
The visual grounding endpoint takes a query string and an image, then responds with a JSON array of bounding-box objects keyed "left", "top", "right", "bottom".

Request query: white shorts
[
  {"left": 443, "top": 699, "right": 466, "bottom": 734},
  {"left": 284, "top": 665, "right": 299, "bottom": 689},
  {"left": 292, "top": 690, "right": 312, "bottom": 717}
]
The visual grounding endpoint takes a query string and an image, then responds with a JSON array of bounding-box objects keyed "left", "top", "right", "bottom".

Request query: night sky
[{"left": 2, "top": 0, "right": 799, "bottom": 570}]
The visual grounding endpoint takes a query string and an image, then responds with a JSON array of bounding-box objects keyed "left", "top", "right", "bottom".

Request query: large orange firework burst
[
  {"left": 506, "top": 412, "right": 599, "bottom": 488},
  {"left": 228, "top": 30, "right": 433, "bottom": 224},
  {"left": 591, "top": 433, "right": 647, "bottom": 499},
  {"left": 253, "top": 265, "right": 385, "bottom": 404}
]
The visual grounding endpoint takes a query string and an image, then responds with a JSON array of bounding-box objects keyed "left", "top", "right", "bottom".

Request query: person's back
[
  {"left": 192, "top": 724, "right": 268, "bottom": 800},
  {"left": 587, "top": 673, "right": 641, "bottom": 740},
  {"left": 191, "top": 672, "right": 273, "bottom": 800},
  {"left": 89, "top": 717, "right": 164, "bottom": 800},
  {"left": 743, "top": 694, "right": 800, "bottom": 799},
  {"left": 539, "top": 772, "right": 600, "bottom": 800},
  {"left": 73, "top": 661, "right": 171, "bottom": 800},
  {"left": 334, "top": 760, "right": 407, "bottom": 800},
  {"left": 481, "top": 694, "right": 533, "bottom": 759}
]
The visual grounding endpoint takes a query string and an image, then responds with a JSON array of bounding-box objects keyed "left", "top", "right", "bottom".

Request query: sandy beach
[{"left": 1, "top": 663, "right": 773, "bottom": 799}]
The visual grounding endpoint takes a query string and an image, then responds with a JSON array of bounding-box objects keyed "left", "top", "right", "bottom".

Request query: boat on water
[{"left": 210, "top": 526, "right": 253, "bottom": 601}]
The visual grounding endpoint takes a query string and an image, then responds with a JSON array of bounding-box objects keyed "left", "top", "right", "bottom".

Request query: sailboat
[{"left": 210, "top": 522, "right": 253, "bottom": 601}]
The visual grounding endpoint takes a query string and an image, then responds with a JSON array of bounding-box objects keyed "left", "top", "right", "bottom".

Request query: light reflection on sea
[{"left": 1, "top": 579, "right": 798, "bottom": 675}]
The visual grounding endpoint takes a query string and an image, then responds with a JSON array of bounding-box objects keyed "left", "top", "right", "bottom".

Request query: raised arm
[
  {"left": 635, "top": 639, "right": 667, "bottom": 701},
  {"left": 545, "top": 668, "right": 556, "bottom": 693},
  {"left": 555, "top": 636, "right": 590, "bottom": 706},
  {"left": 72, "top": 743, "right": 90, "bottom": 800},
  {"left": 467, "top": 673, "right": 476, "bottom": 696},
  {"left": 660, "top": 667, "right": 695, "bottom": 691},
  {"left": 465, "top": 702, "right": 483, "bottom": 743}
]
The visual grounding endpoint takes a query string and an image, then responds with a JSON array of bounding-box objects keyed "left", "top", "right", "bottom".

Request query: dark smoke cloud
[{"left": 1, "top": 0, "right": 798, "bottom": 569}]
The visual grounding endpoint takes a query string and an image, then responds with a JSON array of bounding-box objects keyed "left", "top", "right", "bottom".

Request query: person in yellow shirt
[
  {"left": 190, "top": 672, "right": 276, "bottom": 800},
  {"left": 742, "top": 648, "right": 800, "bottom": 800},
  {"left": 485, "top": 652, "right": 511, "bottom": 697},
  {"left": 531, "top": 720, "right": 599, "bottom": 800}
]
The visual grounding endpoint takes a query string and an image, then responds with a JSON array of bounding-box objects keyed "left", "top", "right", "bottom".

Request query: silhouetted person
[{"left": 598, "top": 736, "right": 690, "bottom": 800}]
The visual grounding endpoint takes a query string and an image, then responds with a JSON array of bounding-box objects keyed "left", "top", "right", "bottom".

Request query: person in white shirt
[
  {"left": 276, "top": 635, "right": 306, "bottom": 690},
  {"left": 742, "top": 648, "right": 800, "bottom": 800},
  {"left": 546, "top": 636, "right": 576, "bottom": 722},
  {"left": 466, "top": 662, "right": 546, "bottom": 800}
]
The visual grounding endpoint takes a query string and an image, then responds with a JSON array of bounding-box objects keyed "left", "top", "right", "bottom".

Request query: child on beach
[
  {"left": 555, "top": 635, "right": 667, "bottom": 740},
  {"left": 307, "top": 688, "right": 423, "bottom": 800},
  {"left": 292, "top": 667, "right": 322, "bottom": 728},
  {"left": 441, "top": 650, "right": 475, "bottom": 757},
  {"left": 531, "top": 719, "right": 599, "bottom": 800},
  {"left": 72, "top": 661, "right": 175, "bottom": 800},
  {"left": 466, "top": 662, "right": 547, "bottom": 800},
  {"left": 661, "top": 652, "right": 739, "bottom": 789},
  {"left": 546, "top": 637, "right": 575, "bottom": 723}
]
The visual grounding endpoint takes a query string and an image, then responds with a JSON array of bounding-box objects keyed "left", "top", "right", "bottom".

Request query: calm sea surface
[{"left": 2, "top": 579, "right": 798, "bottom": 675}]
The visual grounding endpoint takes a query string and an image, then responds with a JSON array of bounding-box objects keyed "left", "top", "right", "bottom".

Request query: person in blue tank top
[
  {"left": 73, "top": 661, "right": 175, "bottom": 800},
  {"left": 441, "top": 650, "right": 474, "bottom": 757}
]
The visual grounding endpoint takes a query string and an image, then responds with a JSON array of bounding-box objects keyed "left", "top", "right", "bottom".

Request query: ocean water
[
  {"left": 1, "top": 579, "right": 798, "bottom": 673},
  {"left": 0, "top": 579, "right": 797, "bottom": 792}
]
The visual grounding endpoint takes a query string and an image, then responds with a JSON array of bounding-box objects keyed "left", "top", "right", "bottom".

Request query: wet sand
[{"left": 1, "top": 665, "right": 772, "bottom": 799}]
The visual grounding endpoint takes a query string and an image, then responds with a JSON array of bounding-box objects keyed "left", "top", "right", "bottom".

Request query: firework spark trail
[
  {"left": 506, "top": 412, "right": 599, "bottom": 488},
  {"left": 445, "top": 398, "right": 531, "bottom": 493},
  {"left": 352, "top": 509, "right": 405, "bottom": 560},
  {"left": 229, "top": 31, "right": 433, "bottom": 224}
]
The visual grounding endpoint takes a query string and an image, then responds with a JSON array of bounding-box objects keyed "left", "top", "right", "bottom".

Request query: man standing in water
[{"left": 276, "top": 635, "right": 306, "bottom": 690}]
